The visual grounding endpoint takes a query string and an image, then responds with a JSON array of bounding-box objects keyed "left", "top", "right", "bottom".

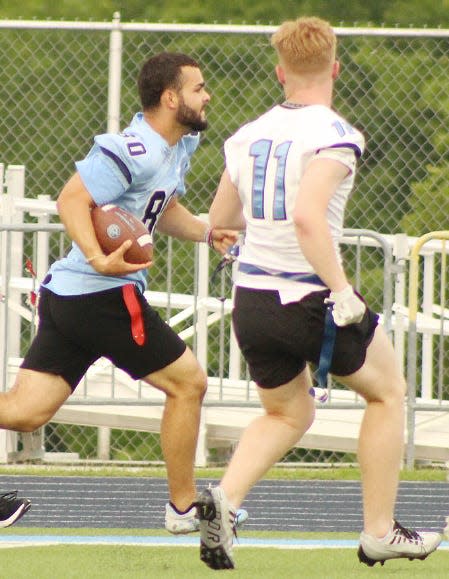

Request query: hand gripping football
[{"left": 91, "top": 204, "right": 153, "bottom": 264}]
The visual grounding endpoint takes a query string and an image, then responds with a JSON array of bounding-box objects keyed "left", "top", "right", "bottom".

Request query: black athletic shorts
[
  {"left": 232, "top": 286, "right": 379, "bottom": 389},
  {"left": 21, "top": 285, "right": 187, "bottom": 391}
]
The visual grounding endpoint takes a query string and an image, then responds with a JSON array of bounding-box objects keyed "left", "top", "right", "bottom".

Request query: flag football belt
[
  {"left": 122, "top": 284, "right": 146, "bottom": 346},
  {"left": 238, "top": 262, "right": 336, "bottom": 392}
]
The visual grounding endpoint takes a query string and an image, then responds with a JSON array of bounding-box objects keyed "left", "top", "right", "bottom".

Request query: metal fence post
[
  {"left": 0, "top": 166, "right": 25, "bottom": 460},
  {"left": 94, "top": 11, "right": 123, "bottom": 458},
  {"left": 393, "top": 234, "right": 409, "bottom": 375},
  {"left": 108, "top": 11, "right": 122, "bottom": 133},
  {"left": 195, "top": 215, "right": 210, "bottom": 466}
]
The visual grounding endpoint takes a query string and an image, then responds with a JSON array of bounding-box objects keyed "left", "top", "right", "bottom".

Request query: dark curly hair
[{"left": 137, "top": 52, "right": 200, "bottom": 110}]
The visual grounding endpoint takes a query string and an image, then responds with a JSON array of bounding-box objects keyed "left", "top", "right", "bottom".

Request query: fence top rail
[
  {"left": 409, "top": 231, "right": 449, "bottom": 261},
  {"left": 0, "top": 223, "right": 64, "bottom": 233},
  {"left": 408, "top": 231, "right": 449, "bottom": 323},
  {"left": 0, "top": 219, "right": 447, "bottom": 256},
  {"left": 0, "top": 19, "right": 448, "bottom": 37}
]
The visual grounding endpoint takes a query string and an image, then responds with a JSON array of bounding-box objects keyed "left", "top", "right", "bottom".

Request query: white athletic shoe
[
  {"left": 165, "top": 500, "right": 248, "bottom": 536},
  {"left": 165, "top": 502, "right": 199, "bottom": 534},
  {"left": 197, "top": 485, "right": 236, "bottom": 570},
  {"left": 358, "top": 520, "right": 442, "bottom": 566}
]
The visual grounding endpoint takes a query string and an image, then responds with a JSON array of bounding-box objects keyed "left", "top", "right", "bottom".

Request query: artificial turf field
[{"left": 0, "top": 529, "right": 448, "bottom": 579}]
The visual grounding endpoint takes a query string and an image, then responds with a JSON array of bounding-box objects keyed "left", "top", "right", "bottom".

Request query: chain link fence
[{"left": 1, "top": 18, "right": 448, "bottom": 466}]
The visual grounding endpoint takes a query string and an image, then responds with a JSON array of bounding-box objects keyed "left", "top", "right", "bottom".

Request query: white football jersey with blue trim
[{"left": 224, "top": 103, "right": 365, "bottom": 292}]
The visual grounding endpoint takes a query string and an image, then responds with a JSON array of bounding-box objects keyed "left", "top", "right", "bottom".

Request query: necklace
[{"left": 281, "top": 101, "right": 308, "bottom": 109}]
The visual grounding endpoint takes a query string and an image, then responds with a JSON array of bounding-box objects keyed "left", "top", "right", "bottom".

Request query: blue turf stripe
[
  {"left": 0, "top": 535, "right": 355, "bottom": 546},
  {"left": 1, "top": 535, "right": 448, "bottom": 549}
]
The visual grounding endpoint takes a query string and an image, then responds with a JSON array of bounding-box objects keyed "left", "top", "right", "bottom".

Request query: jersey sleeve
[
  {"left": 76, "top": 131, "right": 143, "bottom": 204},
  {"left": 311, "top": 146, "right": 358, "bottom": 175},
  {"left": 76, "top": 131, "right": 162, "bottom": 204},
  {"left": 75, "top": 144, "right": 128, "bottom": 205},
  {"left": 309, "top": 111, "right": 365, "bottom": 175},
  {"left": 312, "top": 109, "right": 365, "bottom": 158}
]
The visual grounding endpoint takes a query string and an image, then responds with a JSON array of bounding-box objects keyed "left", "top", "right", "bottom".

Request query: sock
[
  {"left": 371, "top": 521, "right": 394, "bottom": 541},
  {"left": 169, "top": 501, "right": 194, "bottom": 515}
]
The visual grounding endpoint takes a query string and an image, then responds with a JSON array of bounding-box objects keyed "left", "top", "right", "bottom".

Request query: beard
[{"left": 176, "top": 98, "right": 208, "bottom": 132}]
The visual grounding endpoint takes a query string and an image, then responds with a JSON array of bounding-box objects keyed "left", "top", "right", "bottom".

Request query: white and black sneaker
[
  {"left": 0, "top": 491, "right": 31, "bottom": 528},
  {"left": 197, "top": 485, "right": 236, "bottom": 570},
  {"left": 165, "top": 500, "right": 248, "bottom": 535},
  {"left": 358, "top": 520, "right": 442, "bottom": 566}
]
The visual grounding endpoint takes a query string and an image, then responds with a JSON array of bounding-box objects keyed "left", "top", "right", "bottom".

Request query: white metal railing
[
  {"left": 1, "top": 16, "right": 448, "bottom": 36},
  {"left": 2, "top": 164, "right": 448, "bottom": 398},
  {"left": 2, "top": 164, "right": 449, "bottom": 465},
  {"left": 406, "top": 232, "right": 449, "bottom": 467}
]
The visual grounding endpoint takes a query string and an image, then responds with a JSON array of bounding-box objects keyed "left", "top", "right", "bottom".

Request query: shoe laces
[
  {"left": 392, "top": 520, "right": 422, "bottom": 543},
  {"left": 231, "top": 510, "right": 239, "bottom": 542}
]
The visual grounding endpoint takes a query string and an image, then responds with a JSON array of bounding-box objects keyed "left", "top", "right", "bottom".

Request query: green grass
[
  {"left": 0, "top": 465, "right": 446, "bottom": 481},
  {"left": 0, "top": 537, "right": 447, "bottom": 579}
]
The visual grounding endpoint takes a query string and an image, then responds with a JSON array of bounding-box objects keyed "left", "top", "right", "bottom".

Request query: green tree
[
  {"left": 1, "top": 0, "right": 449, "bottom": 26},
  {"left": 385, "top": 0, "right": 449, "bottom": 27},
  {"left": 401, "top": 164, "right": 449, "bottom": 234},
  {"left": 337, "top": 37, "right": 448, "bottom": 233},
  {"left": 399, "top": 46, "right": 449, "bottom": 235}
]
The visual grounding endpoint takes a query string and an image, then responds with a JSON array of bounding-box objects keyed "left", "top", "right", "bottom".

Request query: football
[{"left": 91, "top": 204, "right": 153, "bottom": 264}]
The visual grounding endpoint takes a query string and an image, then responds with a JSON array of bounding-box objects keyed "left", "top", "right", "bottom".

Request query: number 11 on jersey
[{"left": 249, "top": 139, "right": 292, "bottom": 221}]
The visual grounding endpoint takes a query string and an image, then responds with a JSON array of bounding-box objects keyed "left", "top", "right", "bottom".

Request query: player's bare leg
[
  {"left": 221, "top": 366, "right": 315, "bottom": 509},
  {"left": 0, "top": 369, "right": 71, "bottom": 432},
  {"left": 196, "top": 367, "right": 315, "bottom": 569},
  {"left": 336, "top": 325, "right": 405, "bottom": 538},
  {"left": 144, "top": 347, "right": 207, "bottom": 511},
  {"left": 343, "top": 330, "right": 442, "bottom": 566}
]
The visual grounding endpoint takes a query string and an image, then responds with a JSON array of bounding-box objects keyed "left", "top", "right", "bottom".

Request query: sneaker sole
[
  {"left": 0, "top": 500, "right": 31, "bottom": 528},
  {"left": 198, "top": 488, "right": 235, "bottom": 570},
  {"left": 200, "top": 541, "right": 235, "bottom": 570},
  {"left": 165, "top": 522, "right": 199, "bottom": 535},
  {"left": 358, "top": 545, "right": 430, "bottom": 567}
]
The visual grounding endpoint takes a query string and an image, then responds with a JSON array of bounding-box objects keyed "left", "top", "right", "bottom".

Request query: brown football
[{"left": 91, "top": 204, "right": 153, "bottom": 264}]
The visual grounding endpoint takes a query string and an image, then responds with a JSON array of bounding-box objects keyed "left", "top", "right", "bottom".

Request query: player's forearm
[
  {"left": 156, "top": 202, "right": 208, "bottom": 242},
  {"left": 209, "top": 211, "right": 246, "bottom": 231},
  {"left": 295, "top": 220, "right": 349, "bottom": 292},
  {"left": 209, "top": 169, "right": 246, "bottom": 230},
  {"left": 57, "top": 176, "right": 103, "bottom": 259},
  {"left": 209, "top": 194, "right": 246, "bottom": 230},
  {"left": 60, "top": 201, "right": 104, "bottom": 258}
]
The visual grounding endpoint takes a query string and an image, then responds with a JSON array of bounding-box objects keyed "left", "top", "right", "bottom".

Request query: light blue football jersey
[{"left": 43, "top": 113, "right": 200, "bottom": 295}]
